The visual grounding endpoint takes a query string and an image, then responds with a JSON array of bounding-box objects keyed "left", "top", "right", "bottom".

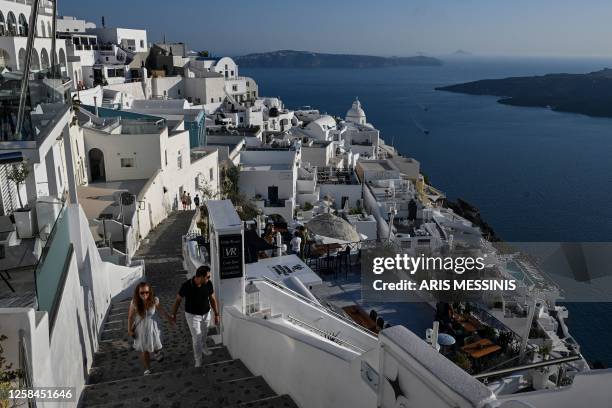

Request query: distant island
[
  {"left": 437, "top": 68, "right": 612, "bottom": 118},
  {"left": 234, "top": 50, "right": 443, "bottom": 68}
]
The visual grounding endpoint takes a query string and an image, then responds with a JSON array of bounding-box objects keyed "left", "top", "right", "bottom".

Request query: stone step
[
  {"left": 93, "top": 331, "right": 218, "bottom": 367},
  {"left": 88, "top": 345, "right": 231, "bottom": 384},
  {"left": 231, "top": 395, "right": 299, "bottom": 408},
  {"left": 81, "top": 359, "right": 253, "bottom": 406},
  {"left": 83, "top": 376, "right": 273, "bottom": 408},
  {"left": 82, "top": 211, "right": 297, "bottom": 408}
]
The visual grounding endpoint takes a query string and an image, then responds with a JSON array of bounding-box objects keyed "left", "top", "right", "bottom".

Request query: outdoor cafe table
[
  {"left": 461, "top": 338, "right": 502, "bottom": 359},
  {"left": 343, "top": 305, "right": 378, "bottom": 333}
]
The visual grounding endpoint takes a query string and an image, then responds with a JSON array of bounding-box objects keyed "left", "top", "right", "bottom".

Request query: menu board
[{"left": 218, "top": 234, "right": 243, "bottom": 279}]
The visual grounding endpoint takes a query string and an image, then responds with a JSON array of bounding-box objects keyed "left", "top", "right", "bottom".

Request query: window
[
  {"left": 140, "top": 40, "right": 144, "bottom": 48},
  {"left": 164, "top": 149, "right": 168, "bottom": 166},
  {"left": 231, "top": 70, "right": 234, "bottom": 77},
  {"left": 178, "top": 89, "right": 181, "bottom": 95},
  {"left": 209, "top": 168, "right": 214, "bottom": 180},
  {"left": 239, "top": 117, "right": 244, "bottom": 123},
  {"left": 218, "top": 97, "right": 222, "bottom": 102},
  {"left": 121, "top": 158, "right": 135, "bottom": 168},
  {"left": 177, "top": 150, "right": 182, "bottom": 169},
  {"left": 195, "top": 177, "right": 199, "bottom": 191},
  {"left": 232, "top": 85, "right": 238, "bottom": 92},
  {"left": 210, "top": 98, "right": 214, "bottom": 103}
]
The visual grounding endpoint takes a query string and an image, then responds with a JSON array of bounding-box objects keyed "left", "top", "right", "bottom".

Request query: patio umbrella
[{"left": 306, "top": 213, "right": 361, "bottom": 243}]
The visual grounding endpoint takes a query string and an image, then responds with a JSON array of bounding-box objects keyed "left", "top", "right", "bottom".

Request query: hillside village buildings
[{"left": 1, "top": 2, "right": 611, "bottom": 407}]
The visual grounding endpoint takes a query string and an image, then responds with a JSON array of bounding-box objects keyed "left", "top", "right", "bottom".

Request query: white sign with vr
[{"left": 206, "top": 200, "right": 246, "bottom": 315}]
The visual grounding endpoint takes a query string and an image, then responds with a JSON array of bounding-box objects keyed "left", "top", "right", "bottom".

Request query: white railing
[
  {"left": 286, "top": 314, "right": 366, "bottom": 353},
  {"left": 259, "top": 276, "right": 378, "bottom": 338}
]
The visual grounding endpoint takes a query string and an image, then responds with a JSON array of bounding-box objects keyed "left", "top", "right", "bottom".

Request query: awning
[{"left": 0, "top": 152, "right": 24, "bottom": 164}]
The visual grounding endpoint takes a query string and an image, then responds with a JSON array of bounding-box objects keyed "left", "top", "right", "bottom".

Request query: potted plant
[
  {"left": 7, "top": 162, "right": 34, "bottom": 239},
  {"left": 453, "top": 352, "right": 472, "bottom": 373}
]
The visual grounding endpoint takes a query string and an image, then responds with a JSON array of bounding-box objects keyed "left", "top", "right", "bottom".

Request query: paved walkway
[{"left": 79, "top": 210, "right": 297, "bottom": 407}]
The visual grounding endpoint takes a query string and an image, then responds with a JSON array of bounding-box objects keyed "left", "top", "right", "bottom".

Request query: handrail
[
  {"left": 32, "top": 203, "right": 66, "bottom": 307},
  {"left": 48, "top": 244, "right": 74, "bottom": 334},
  {"left": 18, "top": 329, "right": 36, "bottom": 408},
  {"left": 473, "top": 354, "right": 582, "bottom": 380},
  {"left": 259, "top": 276, "right": 378, "bottom": 338},
  {"left": 287, "top": 314, "right": 365, "bottom": 353}
]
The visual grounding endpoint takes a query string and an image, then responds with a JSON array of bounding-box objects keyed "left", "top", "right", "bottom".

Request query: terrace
[
  {"left": 0, "top": 65, "right": 71, "bottom": 145},
  {"left": 315, "top": 167, "right": 358, "bottom": 185}
]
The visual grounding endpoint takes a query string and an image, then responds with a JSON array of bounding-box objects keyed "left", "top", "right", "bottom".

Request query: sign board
[{"left": 219, "top": 233, "right": 243, "bottom": 279}]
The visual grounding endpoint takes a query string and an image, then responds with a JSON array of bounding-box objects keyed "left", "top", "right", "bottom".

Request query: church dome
[{"left": 346, "top": 98, "right": 366, "bottom": 125}]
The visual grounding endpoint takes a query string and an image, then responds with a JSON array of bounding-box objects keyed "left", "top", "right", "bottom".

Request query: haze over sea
[{"left": 243, "top": 56, "right": 612, "bottom": 366}]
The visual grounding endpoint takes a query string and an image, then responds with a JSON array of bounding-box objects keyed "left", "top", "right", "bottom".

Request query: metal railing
[
  {"left": 473, "top": 354, "right": 582, "bottom": 381},
  {"left": 47, "top": 243, "right": 73, "bottom": 333},
  {"left": 287, "top": 314, "right": 366, "bottom": 353},
  {"left": 259, "top": 276, "right": 378, "bottom": 338}
]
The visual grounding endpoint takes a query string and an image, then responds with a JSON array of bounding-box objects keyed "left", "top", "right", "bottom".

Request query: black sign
[{"left": 219, "top": 234, "right": 243, "bottom": 279}]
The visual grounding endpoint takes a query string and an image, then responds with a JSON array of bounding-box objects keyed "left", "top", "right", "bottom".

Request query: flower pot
[{"left": 14, "top": 208, "right": 34, "bottom": 239}]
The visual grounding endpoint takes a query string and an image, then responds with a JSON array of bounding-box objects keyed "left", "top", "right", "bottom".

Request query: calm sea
[{"left": 242, "top": 57, "right": 612, "bottom": 366}]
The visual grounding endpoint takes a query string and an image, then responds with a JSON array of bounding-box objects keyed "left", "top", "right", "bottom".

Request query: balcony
[{"left": 0, "top": 65, "right": 70, "bottom": 145}]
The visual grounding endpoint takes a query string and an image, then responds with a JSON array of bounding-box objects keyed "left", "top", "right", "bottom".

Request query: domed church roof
[{"left": 346, "top": 98, "right": 366, "bottom": 124}]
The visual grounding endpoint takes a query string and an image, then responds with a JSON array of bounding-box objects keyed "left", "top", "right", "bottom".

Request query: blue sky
[{"left": 59, "top": 0, "right": 612, "bottom": 57}]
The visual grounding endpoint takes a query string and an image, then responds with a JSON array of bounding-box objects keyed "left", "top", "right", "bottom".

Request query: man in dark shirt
[{"left": 171, "top": 265, "right": 220, "bottom": 367}]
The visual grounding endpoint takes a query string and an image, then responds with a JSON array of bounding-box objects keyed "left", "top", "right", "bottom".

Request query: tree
[
  {"left": 196, "top": 175, "right": 217, "bottom": 201},
  {"left": 1, "top": 334, "right": 23, "bottom": 408},
  {"left": 221, "top": 165, "right": 241, "bottom": 200},
  {"left": 219, "top": 165, "right": 258, "bottom": 220},
  {"left": 6, "top": 162, "right": 29, "bottom": 210}
]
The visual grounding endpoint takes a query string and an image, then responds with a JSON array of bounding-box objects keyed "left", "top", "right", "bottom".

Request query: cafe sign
[{"left": 219, "top": 233, "right": 243, "bottom": 279}]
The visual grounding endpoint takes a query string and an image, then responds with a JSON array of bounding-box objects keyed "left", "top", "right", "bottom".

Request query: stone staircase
[{"left": 79, "top": 211, "right": 298, "bottom": 407}]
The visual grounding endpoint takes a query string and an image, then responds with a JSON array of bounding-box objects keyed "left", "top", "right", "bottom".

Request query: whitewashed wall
[
  {"left": 0, "top": 205, "right": 143, "bottom": 407},
  {"left": 223, "top": 306, "right": 377, "bottom": 408}
]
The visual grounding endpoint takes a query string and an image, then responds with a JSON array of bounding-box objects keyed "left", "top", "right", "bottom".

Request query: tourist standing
[
  {"left": 171, "top": 266, "right": 220, "bottom": 367},
  {"left": 181, "top": 192, "right": 187, "bottom": 210},
  {"left": 127, "top": 282, "right": 174, "bottom": 375},
  {"left": 194, "top": 194, "right": 200, "bottom": 208},
  {"left": 187, "top": 193, "right": 192, "bottom": 209},
  {"left": 289, "top": 231, "right": 302, "bottom": 256}
]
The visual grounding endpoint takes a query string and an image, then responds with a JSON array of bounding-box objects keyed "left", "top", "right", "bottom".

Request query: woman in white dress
[{"left": 127, "top": 282, "right": 174, "bottom": 375}]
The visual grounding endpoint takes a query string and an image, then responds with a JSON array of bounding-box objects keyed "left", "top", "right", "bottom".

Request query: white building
[
  {"left": 237, "top": 149, "right": 298, "bottom": 222},
  {"left": 0, "top": 0, "right": 68, "bottom": 74},
  {"left": 56, "top": 15, "right": 96, "bottom": 33},
  {"left": 86, "top": 26, "right": 148, "bottom": 52}
]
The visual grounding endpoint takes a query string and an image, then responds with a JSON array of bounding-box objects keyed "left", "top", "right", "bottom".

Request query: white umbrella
[{"left": 306, "top": 213, "right": 361, "bottom": 243}]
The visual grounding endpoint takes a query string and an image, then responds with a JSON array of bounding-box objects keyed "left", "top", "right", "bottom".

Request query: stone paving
[{"left": 79, "top": 211, "right": 298, "bottom": 407}]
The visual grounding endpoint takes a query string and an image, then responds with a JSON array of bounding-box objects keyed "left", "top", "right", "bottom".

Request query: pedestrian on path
[
  {"left": 181, "top": 192, "right": 187, "bottom": 210},
  {"left": 194, "top": 194, "right": 200, "bottom": 209},
  {"left": 171, "top": 266, "right": 220, "bottom": 367},
  {"left": 187, "top": 193, "right": 192, "bottom": 209},
  {"left": 127, "top": 282, "right": 174, "bottom": 375}
]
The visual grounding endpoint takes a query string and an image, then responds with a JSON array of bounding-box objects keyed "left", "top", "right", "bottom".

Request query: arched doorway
[
  {"left": 18, "top": 13, "right": 27, "bottom": 36},
  {"left": 31, "top": 49, "right": 40, "bottom": 71},
  {"left": 40, "top": 48, "right": 50, "bottom": 70},
  {"left": 89, "top": 148, "right": 106, "bottom": 182},
  {"left": 58, "top": 48, "right": 66, "bottom": 68},
  {"left": 18, "top": 48, "right": 26, "bottom": 70},
  {"left": 0, "top": 49, "right": 10, "bottom": 70}
]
